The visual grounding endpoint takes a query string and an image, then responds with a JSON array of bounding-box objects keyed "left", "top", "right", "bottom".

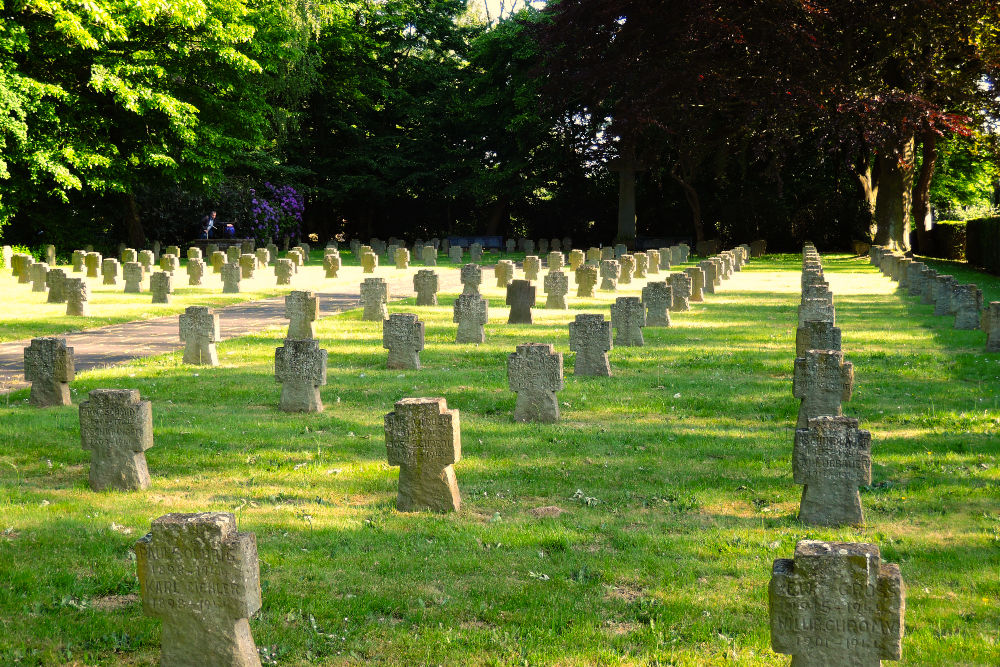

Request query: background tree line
[{"left": 1, "top": 0, "right": 998, "bottom": 252}]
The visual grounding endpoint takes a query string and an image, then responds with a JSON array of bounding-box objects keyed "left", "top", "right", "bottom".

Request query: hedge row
[{"left": 966, "top": 217, "right": 1000, "bottom": 274}]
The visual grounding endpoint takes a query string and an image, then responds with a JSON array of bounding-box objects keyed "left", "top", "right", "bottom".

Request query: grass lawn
[
  {"left": 0, "top": 249, "right": 512, "bottom": 344},
  {"left": 0, "top": 253, "right": 997, "bottom": 665}
]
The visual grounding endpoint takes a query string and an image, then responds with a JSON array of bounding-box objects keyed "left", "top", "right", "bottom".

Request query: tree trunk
[
  {"left": 484, "top": 199, "right": 508, "bottom": 236},
  {"left": 873, "top": 135, "right": 915, "bottom": 251},
  {"left": 911, "top": 132, "right": 938, "bottom": 255},
  {"left": 854, "top": 154, "right": 878, "bottom": 240},
  {"left": 122, "top": 192, "right": 145, "bottom": 248},
  {"left": 670, "top": 163, "right": 704, "bottom": 244}
]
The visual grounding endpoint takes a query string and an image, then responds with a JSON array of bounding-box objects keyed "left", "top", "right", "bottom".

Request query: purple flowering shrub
[{"left": 250, "top": 183, "right": 304, "bottom": 244}]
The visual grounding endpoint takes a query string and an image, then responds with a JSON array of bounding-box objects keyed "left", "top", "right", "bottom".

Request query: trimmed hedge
[
  {"left": 927, "top": 220, "right": 967, "bottom": 260},
  {"left": 966, "top": 217, "right": 1000, "bottom": 274}
]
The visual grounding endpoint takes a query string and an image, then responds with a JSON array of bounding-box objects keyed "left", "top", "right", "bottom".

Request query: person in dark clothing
[{"left": 201, "top": 211, "right": 217, "bottom": 239}]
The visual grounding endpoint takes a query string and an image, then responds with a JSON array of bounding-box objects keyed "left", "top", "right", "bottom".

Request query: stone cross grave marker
[
  {"left": 933, "top": 275, "right": 956, "bottom": 316},
  {"left": 642, "top": 282, "right": 672, "bottom": 326},
  {"left": 383, "top": 313, "right": 425, "bottom": 369},
  {"left": 460, "top": 263, "right": 481, "bottom": 295},
  {"left": 222, "top": 262, "right": 241, "bottom": 293},
  {"left": 657, "top": 247, "right": 671, "bottom": 271},
  {"left": 187, "top": 247, "right": 202, "bottom": 261},
  {"left": 951, "top": 284, "right": 983, "bottom": 329},
  {"left": 275, "top": 339, "right": 327, "bottom": 412},
  {"left": 569, "top": 249, "right": 585, "bottom": 271},
  {"left": 576, "top": 264, "right": 598, "bottom": 297},
  {"left": 24, "top": 337, "right": 74, "bottom": 406},
  {"left": 151, "top": 271, "right": 172, "bottom": 304},
  {"left": 394, "top": 247, "right": 410, "bottom": 269},
  {"left": 179, "top": 305, "right": 221, "bottom": 366},
  {"left": 523, "top": 255, "right": 541, "bottom": 281},
  {"left": 599, "top": 259, "right": 620, "bottom": 291},
  {"left": 538, "top": 238, "right": 549, "bottom": 255},
  {"left": 506, "top": 279, "right": 536, "bottom": 324},
  {"left": 160, "top": 254, "right": 179, "bottom": 274},
  {"left": 495, "top": 259, "right": 514, "bottom": 288},
  {"left": 618, "top": 254, "right": 635, "bottom": 285},
  {"left": 523, "top": 239, "right": 535, "bottom": 255},
  {"left": 46, "top": 268, "right": 67, "bottom": 303},
  {"left": 799, "top": 298, "right": 835, "bottom": 326},
  {"left": 66, "top": 278, "right": 89, "bottom": 316},
  {"left": 614, "top": 243, "right": 627, "bottom": 259},
  {"left": 30, "top": 261, "right": 49, "bottom": 293},
  {"left": 684, "top": 266, "right": 704, "bottom": 302},
  {"left": 165, "top": 245, "right": 180, "bottom": 258},
  {"left": 543, "top": 271, "right": 569, "bottom": 309},
  {"left": 255, "top": 248, "right": 269, "bottom": 269},
  {"left": 274, "top": 258, "right": 294, "bottom": 285},
  {"left": 983, "top": 302, "right": 1000, "bottom": 352},
  {"left": 569, "top": 314, "right": 612, "bottom": 376},
  {"left": 135, "top": 512, "right": 262, "bottom": 667},
  {"left": 769, "top": 539, "right": 904, "bottom": 666},
  {"left": 226, "top": 246, "right": 240, "bottom": 264},
  {"left": 646, "top": 249, "right": 660, "bottom": 274},
  {"left": 449, "top": 246, "right": 463, "bottom": 263},
  {"left": 699, "top": 260, "right": 718, "bottom": 294},
  {"left": 361, "top": 250, "right": 378, "bottom": 273},
  {"left": 796, "top": 319, "right": 842, "bottom": 358},
  {"left": 507, "top": 343, "right": 563, "bottom": 423},
  {"left": 920, "top": 268, "right": 938, "bottom": 305},
  {"left": 453, "top": 293, "right": 488, "bottom": 343},
  {"left": 586, "top": 247, "right": 602, "bottom": 264},
  {"left": 72, "top": 249, "right": 85, "bottom": 272},
  {"left": 421, "top": 245, "right": 437, "bottom": 266},
  {"left": 385, "top": 398, "right": 462, "bottom": 512},
  {"left": 323, "top": 253, "right": 341, "bottom": 278},
  {"left": 470, "top": 242, "right": 483, "bottom": 262},
  {"left": 906, "top": 262, "right": 926, "bottom": 296},
  {"left": 100, "top": 258, "right": 119, "bottom": 286},
  {"left": 633, "top": 251, "right": 648, "bottom": 278},
  {"left": 793, "top": 350, "right": 854, "bottom": 428},
  {"left": 85, "top": 252, "right": 101, "bottom": 278},
  {"left": 506, "top": 239, "right": 516, "bottom": 253},
  {"left": 186, "top": 258, "right": 204, "bottom": 286},
  {"left": 361, "top": 277, "right": 389, "bottom": 321},
  {"left": 285, "top": 290, "right": 319, "bottom": 339},
  {"left": 210, "top": 250, "right": 226, "bottom": 273},
  {"left": 547, "top": 251, "right": 564, "bottom": 272},
  {"left": 79, "top": 389, "right": 154, "bottom": 490},
  {"left": 669, "top": 272, "right": 692, "bottom": 311},
  {"left": 239, "top": 254, "right": 255, "bottom": 279},
  {"left": 611, "top": 296, "right": 646, "bottom": 346},
  {"left": 44, "top": 244, "right": 55, "bottom": 266},
  {"left": 414, "top": 270, "right": 439, "bottom": 306},
  {"left": 793, "top": 416, "right": 871, "bottom": 527}
]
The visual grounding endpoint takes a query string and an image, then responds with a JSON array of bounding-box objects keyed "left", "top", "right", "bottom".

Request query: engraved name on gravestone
[
  {"left": 385, "top": 398, "right": 462, "bottom": 512},
  {"left": 274, "top": 258, "right": 294, "bottom": 285},
  {"left": 275, "top": 339, "right": 327, "bottom": 412},
  {"left": 794, "top": 416, "right": 871, "bottom": 527},
  {"left": 576, "top": 264, "right": 598, "bottom": 297},
  {"left": 414, "top": 270, "right": 439, "bottom": 306},
  {"left": 611, "top": 296, "right": 645, "bottom": 346},
  {"left": 383, "top": 313, "right": 425, "bottom": 370},
  {"left": 135, "top": 512, "right": 263, "bottom": 667},
  {"left": 187, "top": 258, "right": 205, "bottom": 286},
  {"left": 24, "top": 337, "right": 74, "bottom": 406},
  {"left": 179, "top": 305, "right": 221, "bottom": 366},
  {"left": 66, "top": 278, "right": 89, "bottom": 316},
  {"left": 523, "top": 255, "right": 541, "bottom": 281},
  {"left": 796, "top": 320, "right": 842, "bottom": 358},
  {"left": 46, "top": 268, "right": 67, "bottom": 303},
  {"left": 460, "top": 263, "right": 482, "bottom": 295},
  {"left": 642, "top": 282, "right": 672, "bottom": 327},
  {"left": 453, "top": 293, "right": 488, "bottom": 343},
  {"left": 324, "top": 252, "right": 341, "bottom": 278},
  {"left": 508, "top": 343, "right": 564, "bottom": 423},
  {"left": 495, "top": 259, "right": 514, "bottom": 288},
  {"left": 285, "top": 291, "right": 319, "bottom": 340},
  {"left": 151, "top": 271, "right": 172, "bottom": 304},
  {"left": 983, "top": 302, "right": 1000, "bottom": 352},
  {"left": 793, "top": 350, "right": 854, "bottom": 428},
  {"left": 506, "top": 279, "right": 536, "bottom": 324},
  {"left": 669, "top": 272, "right": 692, "bottom": 311},
  {"left": 569, "top": 314, "right": 612, "bottom": 376},
  {"left": 769, "top": 540, "right": 904, "bottom": 666},
  {"left": 361, "top": 277, "right": 389, "bottom": 321},
  {"left": 599, "top": 259, "right": 620, "bottom": 291},
  {"left": 951, "top": 284, "right": 983, "bottom": 330},
  {"left": 80, "top": 389, "right": 154, "bottom": 490},
  {"left": 543, "top": 271, "right": 569, "bottom": 309},
  {"left": 222, "top": 262, "right": 241, "bottom": 293}
]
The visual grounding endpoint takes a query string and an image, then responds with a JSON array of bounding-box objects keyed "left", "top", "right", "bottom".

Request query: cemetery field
[
  {"left": 1, "top": 253, "right": 998, "bottom": 665},
  {"left": 0, "top": 250, "right": 509, "bottom": 344}
]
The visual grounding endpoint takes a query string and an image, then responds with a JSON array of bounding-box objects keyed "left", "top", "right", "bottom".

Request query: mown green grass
[
  {"left": 0, "top": 253, "right": 997, "bottom": 665},
  {"left": 0, "top": 249, "right": 509, "bottom": 344}
]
